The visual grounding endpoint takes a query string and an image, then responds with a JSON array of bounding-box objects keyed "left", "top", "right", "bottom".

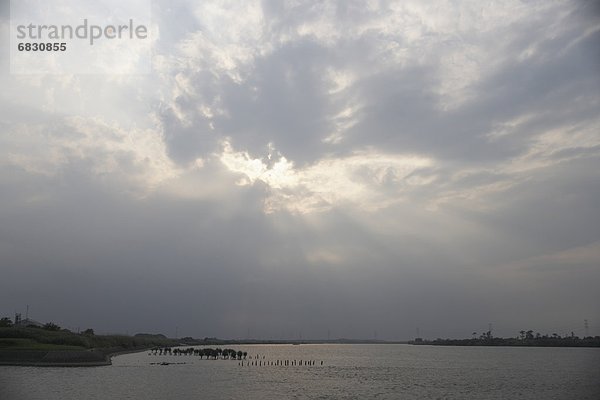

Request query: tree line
[
  {"left": 150, "top": 347, "right": 248, "bottom": 359},
  {"left": 0, "top": 320, "right": 178, "bottom": 350},
  {"left": 410, "top": 329, "right": 600, "bottom": 347}
]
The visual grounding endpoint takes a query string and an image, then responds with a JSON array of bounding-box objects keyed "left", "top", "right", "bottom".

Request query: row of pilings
[{"left": 240, "top": 360, "right": 324, "bottom": 366}]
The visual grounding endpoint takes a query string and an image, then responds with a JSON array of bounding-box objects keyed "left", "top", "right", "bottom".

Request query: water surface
[{"left": 1, "top": 344, "right": 599, "bottom": 399}]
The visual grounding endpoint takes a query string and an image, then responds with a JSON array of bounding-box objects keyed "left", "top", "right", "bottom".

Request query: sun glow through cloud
[{"left": 220, "top": 140, "right": 435, "bottom": 213}]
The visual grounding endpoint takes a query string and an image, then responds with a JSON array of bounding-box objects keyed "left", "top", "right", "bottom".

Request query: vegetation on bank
[
  {"left": 0, "top": 324, "right": 179, "bottom": 351},
  {"left": 0, "top": 338, "right": 86, "bottom": 350},
  {"left": 0, "top": 322, "right": 183, "bottom": 366},
  {"left": 410, "top": 330, "right": 600, "bottom": 347},
  {"left": 150, "top": 347, "right": 248, "bottom": 359}
]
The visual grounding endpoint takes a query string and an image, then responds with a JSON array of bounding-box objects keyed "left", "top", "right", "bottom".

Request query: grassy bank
[
  {"left": 0, "top": 327, "right": 178, "bottom": 348},
  {"left": 0, "top": 327, "right": 179, "bottom": 366},
  {"left": 0, "top": 338, "right": 86, "bottom": 350}
]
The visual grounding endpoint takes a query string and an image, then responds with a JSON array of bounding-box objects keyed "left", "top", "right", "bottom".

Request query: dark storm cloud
[
  {"left": 214, "top": 39, "right": 337, "bottom": 163},
  {"left": 159, "top": 105, "right": 218, "bottom": 163}
]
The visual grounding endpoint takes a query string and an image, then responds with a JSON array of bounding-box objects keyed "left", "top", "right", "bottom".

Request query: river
[{"left": 1, "top": 344, "right": 599, "bottom": 399}]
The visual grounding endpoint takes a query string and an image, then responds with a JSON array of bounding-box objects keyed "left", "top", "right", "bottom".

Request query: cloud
[
  {"left": 0, "top": 0, "right": 599, "bottom": 339},
  {"left": 220, "top": 139, "right": 434, "bottom": 213},
  {"left": 0, "top": 116, "right": 180, "bottom": 193}
]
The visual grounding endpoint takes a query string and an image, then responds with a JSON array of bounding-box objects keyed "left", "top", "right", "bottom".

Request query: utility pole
[{"left": 584, "top": 319, "right": 589, "bottom": 338}]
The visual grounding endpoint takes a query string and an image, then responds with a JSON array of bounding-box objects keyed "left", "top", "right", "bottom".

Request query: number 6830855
[{"left": 17, "top": 42, "right": 67, "bottom": 51}]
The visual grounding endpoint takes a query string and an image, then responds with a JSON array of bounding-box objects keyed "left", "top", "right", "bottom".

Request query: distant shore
[
  {"left": 408, "top": 336, "right": 600, "bottom": 348},
  {"left": 3, "top": 323, "right": 598, "bottom": 368}
]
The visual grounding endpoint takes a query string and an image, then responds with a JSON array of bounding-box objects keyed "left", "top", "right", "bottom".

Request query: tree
[
  {"left": 43, "top": 322, "right": 61, "bottom": 331},
  {"left": 205, "top": 349, "right": 215, "bottom": 359},
  {"left": 0, "top": 317, "right": 13, "bottom": 327},
  {"left": 225, "top": 349, "right": 233, "bottom": 359},
  {"left": 525, "top": 330, "right": 534, "bottom": 340},
  {"left": 82, "top": 328, "right": 95, "bottom": 336}
]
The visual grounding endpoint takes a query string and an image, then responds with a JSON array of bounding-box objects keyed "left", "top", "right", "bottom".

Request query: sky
[{"left": 0, "top": 0, "right": 599, "bottom": 340}]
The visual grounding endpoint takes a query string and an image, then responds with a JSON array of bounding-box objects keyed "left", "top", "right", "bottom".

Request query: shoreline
[
  {"left": 0, "top": 360, "right": 111, "bottom": 367},
  {"left": 0, "top": 347, "right": 150, "bottom": 368},
  {"left": 3, "top": 340, "right": 598, "bottom": 367}
]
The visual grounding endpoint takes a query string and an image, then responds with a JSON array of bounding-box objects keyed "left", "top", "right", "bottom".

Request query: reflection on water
[{"left": 1, "top": 344, "right": 599, "bottom": 399}]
